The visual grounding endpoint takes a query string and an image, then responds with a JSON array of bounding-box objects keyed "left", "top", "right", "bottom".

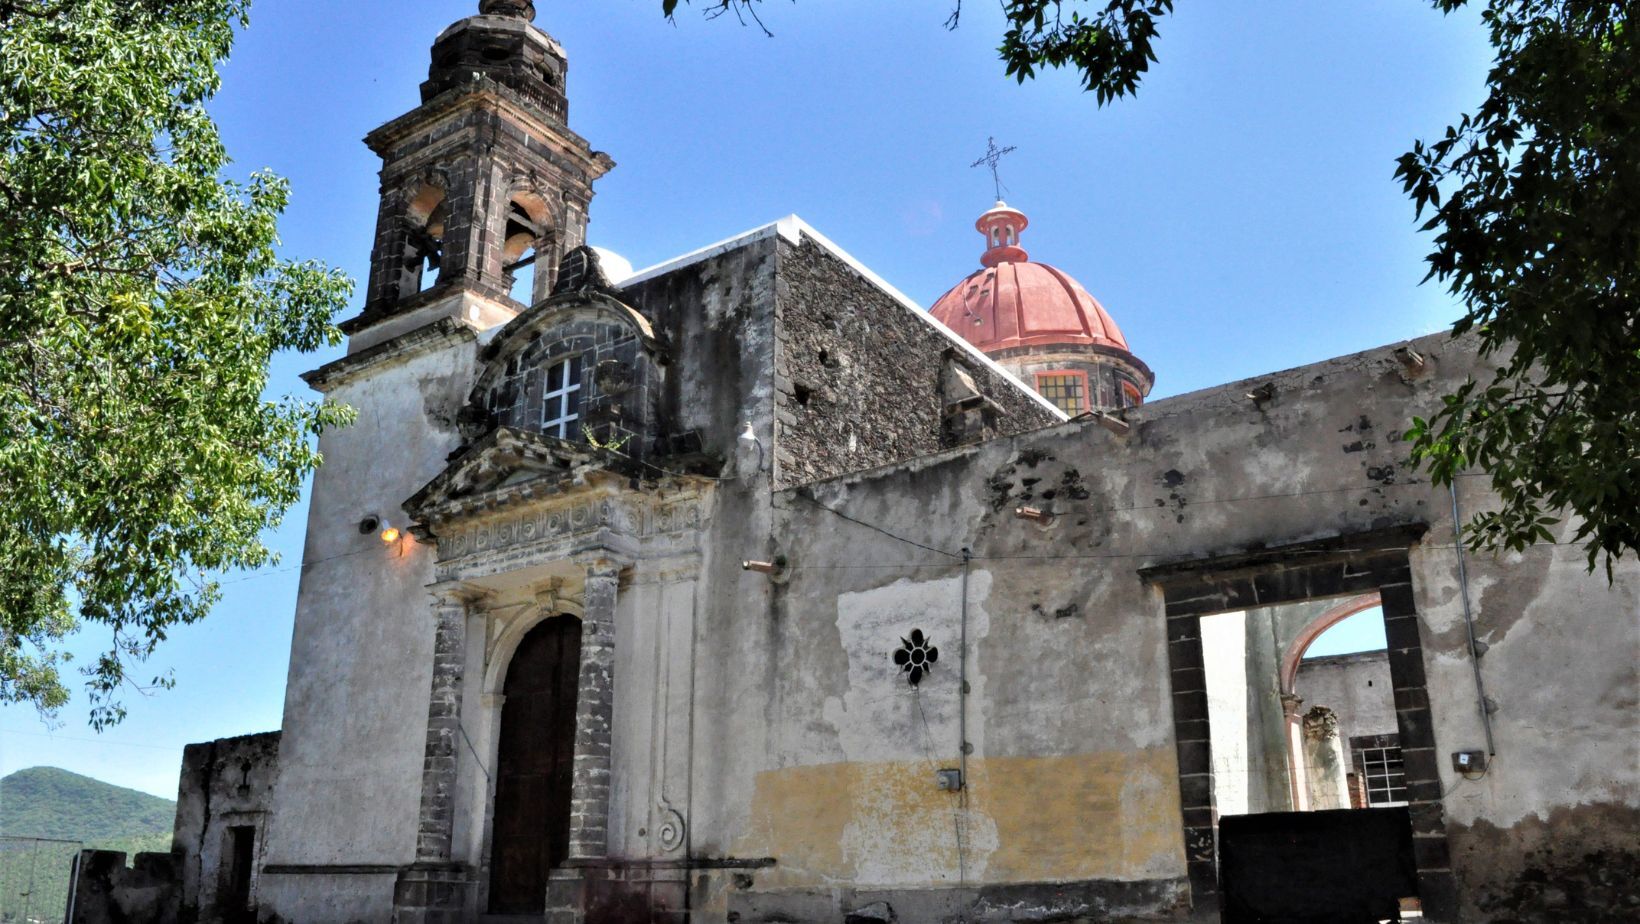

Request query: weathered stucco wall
[
  {"left": 621, "top": 233, "right": 781, "bottom": 471},
  {"left": 259, "top": 317, "right": 482, "bottom": 923},
  {"left": 699, "top": 329, "right": 1638, "bottom": 922},
  {"left": 1295, "top": 652, "right": 1397, "bottom": 750}
]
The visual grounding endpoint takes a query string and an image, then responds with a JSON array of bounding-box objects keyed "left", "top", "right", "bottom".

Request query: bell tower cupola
[{"left": 343, "top": 0, "right": 614, "bottom": 352}]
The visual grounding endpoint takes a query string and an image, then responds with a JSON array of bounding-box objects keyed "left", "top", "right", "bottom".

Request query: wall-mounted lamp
[
  {"left": 1245, "top": 383, "right": 1276, "bottom": 405},
  {"left": 359, "top": 514, "right": 401, "bottom": 547},
  {"left": 1394, "top": 347, "right": 1426, "bottom": 372},
  {"left": 742, "top": 556, "right": 788, "bottom": 577},
  {"left": 737, "top": 421, "right": 766, "bottom": 479},
  {"left": 1014, "top": 505, "right": 1053, "bottom": 524}
]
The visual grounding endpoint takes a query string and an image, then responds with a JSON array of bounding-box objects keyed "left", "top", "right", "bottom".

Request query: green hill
[
  {"left": 0, "top": 767, "right": 175, "bottom": 923},
  {"left": 1, "top": 767, "right": 174, "bottom": 844}
]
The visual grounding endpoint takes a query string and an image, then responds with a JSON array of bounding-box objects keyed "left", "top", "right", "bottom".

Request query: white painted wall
[
  {"left": 260, "top": 321, "right": 482, "bottom": 923},
  {"left": 1201, "top": 611, "right": 1251, "bottom": 816}
]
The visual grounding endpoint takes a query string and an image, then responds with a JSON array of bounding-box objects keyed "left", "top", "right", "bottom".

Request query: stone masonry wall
[{"left": 771, "top": 238, "right": 1059, "bottom": 486}]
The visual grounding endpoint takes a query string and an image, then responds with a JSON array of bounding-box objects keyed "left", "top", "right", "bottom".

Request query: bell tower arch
[{"left": 345, "top": 0, "right": 614, "bottom": 352}]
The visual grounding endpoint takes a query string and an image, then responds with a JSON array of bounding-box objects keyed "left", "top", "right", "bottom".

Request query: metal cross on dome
[{"left": 970, "top": 136, "right": 1018, "bottom": 201}]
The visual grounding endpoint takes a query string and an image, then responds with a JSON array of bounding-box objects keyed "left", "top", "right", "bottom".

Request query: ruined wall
[
  {"left": 697, "top": 329, "right": 1638, "bottom": 922},
  {"left": 771, "top": 238, "right": 1060, "bottom": 486},
  {"left": 172, "top": 732, "right": 280, "bottom": 923},
  {"left": 621, "top": 233, "right": 780, "bottom": 476},
  {"left": 68, "top": 850, "right": 179, "bottom": 924},
  {"left": 1295, "top": 652, "right": 1396, "bottom": 753}
]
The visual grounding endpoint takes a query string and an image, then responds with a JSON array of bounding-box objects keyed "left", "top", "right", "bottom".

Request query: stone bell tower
[{"left": 343, "top": 0, "right": 614, "bottom": 353}]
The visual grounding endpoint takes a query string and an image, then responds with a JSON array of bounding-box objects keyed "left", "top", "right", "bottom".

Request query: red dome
[
  {"left": 930, "top": 201, "right": 1132, "bottom": 354},
  {"left": 930, "top": 260, "right": 1131, "bottom": 354}
]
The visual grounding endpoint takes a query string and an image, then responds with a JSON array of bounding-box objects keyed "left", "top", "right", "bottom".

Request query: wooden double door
[{"left": 489, "top": 615, "right": 582, "bottom": 915}]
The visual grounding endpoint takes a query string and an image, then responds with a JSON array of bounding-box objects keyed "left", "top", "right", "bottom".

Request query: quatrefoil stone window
[{"left": 893, "top": 629, "right": 939, "bottom": 687}]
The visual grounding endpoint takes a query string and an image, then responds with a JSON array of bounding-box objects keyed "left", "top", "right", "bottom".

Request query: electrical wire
[{"left": 792, "top": 490, "right": 962, "bottom": 559}]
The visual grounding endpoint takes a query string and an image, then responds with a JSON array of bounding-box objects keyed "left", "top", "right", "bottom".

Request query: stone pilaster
[
  {"left": 569, "top": 559, "right": 620, "bottom": 860},
  {"left": 415, "top": 586, "right": 476, "bottom": 861},
  {"left": 395, "top": 584, "right": 480, "bottom": 923}
]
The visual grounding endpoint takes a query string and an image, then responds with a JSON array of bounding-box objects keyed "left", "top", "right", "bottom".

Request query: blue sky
[{"left": 1, "top": 1, "right": 1492, "bottom": 798}]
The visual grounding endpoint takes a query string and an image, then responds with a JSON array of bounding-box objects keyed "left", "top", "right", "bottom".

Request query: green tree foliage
[
  {"left": 663, "top": 1, "right": 1172, "bottom": 104},
  {"left": 670, "top": 0, "right": 1638, "bottom": 571},
  {"left": 1397, "top": 2, "right": 1636, "bottom": 574},
  {"left": 0, "top": 0, "right": 352, "bottom": 727}
]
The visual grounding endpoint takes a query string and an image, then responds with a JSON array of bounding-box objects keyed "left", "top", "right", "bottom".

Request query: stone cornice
[
  {"left": 364, "top": 78, "right": 614, "bottom": 181},
  {"left": 301, "top": 316, "right": 477, "bottom": 393}
]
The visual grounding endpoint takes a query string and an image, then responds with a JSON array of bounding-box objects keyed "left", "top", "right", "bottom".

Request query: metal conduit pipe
[{"left": 1449, "top": 480, "right": 1498, "bottom": 756}]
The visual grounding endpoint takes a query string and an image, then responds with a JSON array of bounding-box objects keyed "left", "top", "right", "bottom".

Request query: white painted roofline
[{"left": 619, "top": 215, "right": 1068, "bottom": 421}]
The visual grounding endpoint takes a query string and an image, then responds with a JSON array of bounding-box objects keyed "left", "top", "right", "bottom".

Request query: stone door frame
[{"left": 1138, "top": 526, "right": 1457, "bottom": 922}]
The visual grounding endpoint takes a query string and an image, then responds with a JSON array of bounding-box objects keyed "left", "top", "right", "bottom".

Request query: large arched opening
[{"left": 487, "top": 614, "right": 581, "bottom": 915}]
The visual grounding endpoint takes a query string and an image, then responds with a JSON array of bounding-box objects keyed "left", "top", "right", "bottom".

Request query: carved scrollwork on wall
[{"left": 656, "top": 805, "right": 686, "bottom": 852}]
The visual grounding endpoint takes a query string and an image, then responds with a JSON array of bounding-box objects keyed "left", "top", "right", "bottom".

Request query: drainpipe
[
  {"left": 1449, "top": 480, "right": 1497, "bottom": 756},
  {"left": 959, "top": 548, "right": 972, "bottom": 786}
]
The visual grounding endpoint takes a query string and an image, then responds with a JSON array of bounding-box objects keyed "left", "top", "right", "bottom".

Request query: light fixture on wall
[
  {"left": 1245, "top": 383, "right": 1276, "bottom": 405},
  {"left": 1394, "top": 347, "right": 1427, "bottom": 373},
  {"left": 1014, "top": 505, "right": 1053, "bottom": 524},
  {"left": 736, "top": 421, "right": 766, "bottom": 479},
  {"left": 742, "top": 556, "right": 787, "bottom": 577},
  {"left": 359, "top": 514, "right": 401, "bottom": 546}
]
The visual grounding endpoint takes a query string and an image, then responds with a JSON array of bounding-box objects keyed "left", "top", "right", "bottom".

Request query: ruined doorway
[
  {"left": 1200, "top": 595, "right": 1417, "bottom": 921},
  {"left": 489, "top": 615, "right": 582, "bottom": 914},
  {"left": 1141, "top": 529, "right": 1456, "bottom": 921},
  {"left": 221, "top": 824, "right": 256, "bottom": 924}
]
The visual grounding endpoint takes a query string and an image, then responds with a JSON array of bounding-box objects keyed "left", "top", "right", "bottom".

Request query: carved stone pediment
[
  {"left": 405, "top": 427, "right": 603, "bottom": 529},
  {"left": 406, "top": 427, "right": 714, "bottom": 574}
]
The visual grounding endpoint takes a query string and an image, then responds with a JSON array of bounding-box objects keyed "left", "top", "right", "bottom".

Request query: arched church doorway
[{"left": 489, "top": 615, "right": 581, "bottom": 914}]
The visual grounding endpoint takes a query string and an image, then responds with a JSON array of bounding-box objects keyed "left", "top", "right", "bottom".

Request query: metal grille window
[
  {"left": 1035, "top": 372, "right": 1086, "bottom": 416},
  {"left": 542, "top": 356, "right": 583, "bottom": 439},
  {"left": 1353, "top": 739, "right": 1408, "bottom": 806}
]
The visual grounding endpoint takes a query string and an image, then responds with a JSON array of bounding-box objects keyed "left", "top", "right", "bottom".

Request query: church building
[{"left": 73, "top": 3, "right": 1637, "bottom": 923}]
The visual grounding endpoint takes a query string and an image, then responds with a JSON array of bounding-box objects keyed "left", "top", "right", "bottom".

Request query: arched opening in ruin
[
  {"left": 488, "top": 614, "right": 581, "bottom": 915},
  {"left": 1281, "top": 594, "right": 1403, "bottom": 812},
  {"left": 1148, "top": 533, "right": 1443, "bottom": 920}
]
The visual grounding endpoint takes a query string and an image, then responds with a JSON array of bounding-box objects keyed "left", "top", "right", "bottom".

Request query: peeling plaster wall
[
  {"left": 1295, "top": 652, "right": 1397, "bottom": 753},
  {"left": 621, "top": 234, "right": 780, "bottom": 468},
  {"left": 699, "top": 330, "right": 1638, "bottom": 922}
]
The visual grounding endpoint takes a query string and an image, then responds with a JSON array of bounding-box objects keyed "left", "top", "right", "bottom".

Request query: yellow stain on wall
[{"left": 737, "top": 748, "right": 1185, "bottom": 889}]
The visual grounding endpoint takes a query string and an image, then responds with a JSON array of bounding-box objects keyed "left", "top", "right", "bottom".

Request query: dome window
[{"left": 1035, "top": 371, "right": 1088, "bottom": 416}]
